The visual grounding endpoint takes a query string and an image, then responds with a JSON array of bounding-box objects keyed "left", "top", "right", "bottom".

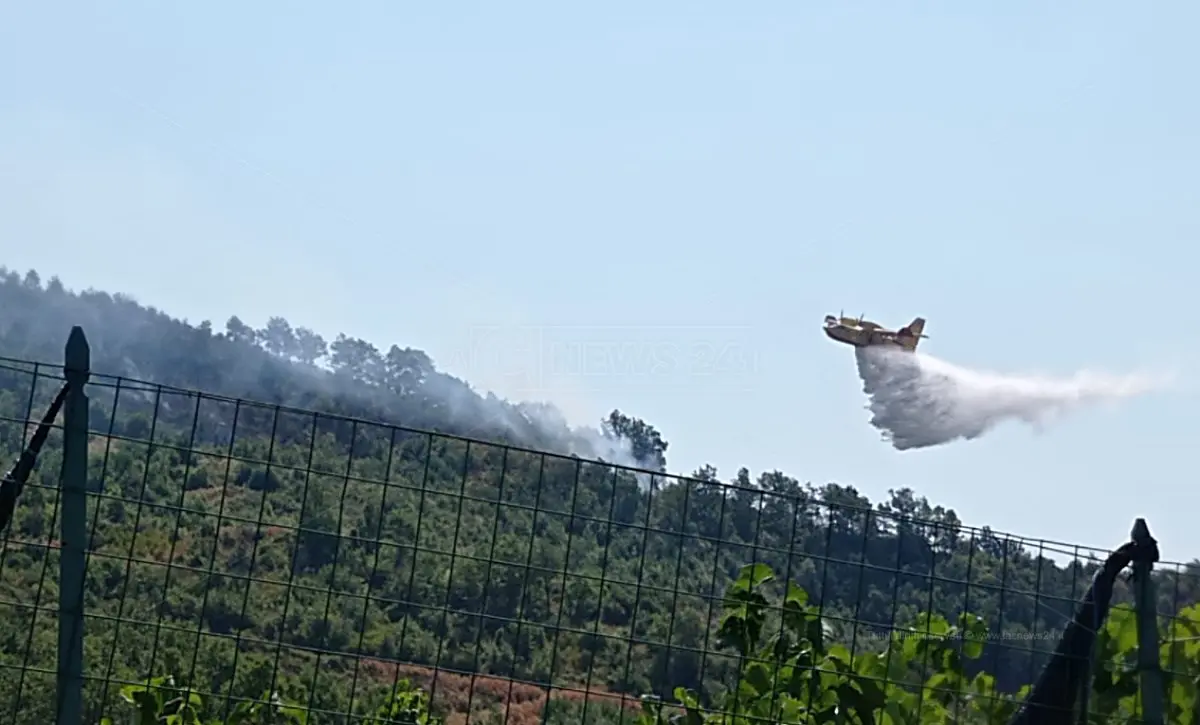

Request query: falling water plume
[{"left": 854, "top": 346, "right": 1163, "bottom": 450}]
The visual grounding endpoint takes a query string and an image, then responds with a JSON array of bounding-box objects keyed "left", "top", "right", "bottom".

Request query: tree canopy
[{"left": 0, "top": 267, "right": 1196, "bottom": 724}]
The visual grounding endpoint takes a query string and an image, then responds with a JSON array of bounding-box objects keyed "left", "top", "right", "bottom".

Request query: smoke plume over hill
[{"left": 0, "top": 267, "right": 668, "bottom": 472}]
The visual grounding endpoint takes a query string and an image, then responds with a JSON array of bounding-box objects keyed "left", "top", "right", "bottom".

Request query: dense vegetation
[
  {"left": 94, "top": 566, "right": 1200, "bottom": 723},
  {"left": 0, "top": 267, "right": 1197, "bottom": 723}
]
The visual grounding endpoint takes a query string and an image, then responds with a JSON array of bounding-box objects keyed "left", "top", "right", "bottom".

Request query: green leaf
[
  {"left": 1112, "top": 608, "right": 1139, "bottom": 653},
  {"left": 854, "top": 651, "right": 883, "bottom": 677},
  {"left": 730, "top": 563, "right": 775, "bottom": 595},
  {"left": 901, "top": 631, "right": 921, "bottom": 663},
  {"left": 742, "top": 661, "right": 774, "bottom": 697},
  {"left": 921, "top": 613, "right": 950, "bottom": 638},
  {"left": 826, "top": 644, "right": 852, "bottom": 666},
  {"left": 957, "top": 613, "right": 987, "bottom": 659},
  {"left": 784, "top": 582, "right": 808, "bottom": 607}
]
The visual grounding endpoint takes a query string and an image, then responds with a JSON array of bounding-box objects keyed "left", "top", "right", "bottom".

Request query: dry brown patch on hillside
[{"left": 358, "top": 659, "right": 645, "bottom": 724}]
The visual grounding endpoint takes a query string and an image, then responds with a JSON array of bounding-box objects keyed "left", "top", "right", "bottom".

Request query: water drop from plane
[{"left": 853, "top": 346, "right": 1160, "bottom": 450}]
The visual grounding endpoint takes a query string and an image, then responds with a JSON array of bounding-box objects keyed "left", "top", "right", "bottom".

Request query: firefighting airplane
[{"left": 823, "top": 313, "right": 928, "bottom": 352}]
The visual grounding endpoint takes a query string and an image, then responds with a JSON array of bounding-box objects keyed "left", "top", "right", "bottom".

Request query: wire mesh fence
[{"left": 0, "top": 333, "right": 1197, "bottom": 724}]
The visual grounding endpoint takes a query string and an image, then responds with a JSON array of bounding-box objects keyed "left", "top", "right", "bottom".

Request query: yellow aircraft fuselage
[{"left": 823, "top": 314, "right": 927, "bottom": 352}]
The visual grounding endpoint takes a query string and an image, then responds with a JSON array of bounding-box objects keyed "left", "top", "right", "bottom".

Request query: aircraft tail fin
[{"left": 896, "top": 317, "right": 927, "bottom": 350}]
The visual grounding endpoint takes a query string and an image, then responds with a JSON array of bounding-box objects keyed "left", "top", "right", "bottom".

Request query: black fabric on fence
[
  {"left": 0, "top": 382, "right": 69, "bottom": 532},
  {"left": 1007, "top": 540, "right": 1142, "bottom": 725}
]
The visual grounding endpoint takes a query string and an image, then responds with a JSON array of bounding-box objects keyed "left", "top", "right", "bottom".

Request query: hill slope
[{"left": 0, "top": 266, "right": 1196, "bottom": 723}]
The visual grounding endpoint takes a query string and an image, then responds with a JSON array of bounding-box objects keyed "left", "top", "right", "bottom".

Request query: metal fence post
[
  {"left": 1131, "top": 518, "right": 1163, "bottom": 725},
  {"left": 57, "top": 326, "right": 89, "bottom": 725}
]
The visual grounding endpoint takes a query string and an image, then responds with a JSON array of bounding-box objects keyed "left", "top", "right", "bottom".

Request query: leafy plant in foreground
[
  {"left": 637, "top": 563, "right": 1200, "bottom": 724},
  {"left": 86, "top": 562, "right": 1200, "bottom": 724}
]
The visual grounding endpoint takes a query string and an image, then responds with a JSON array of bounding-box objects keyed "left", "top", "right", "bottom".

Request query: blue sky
[{"left": 2, "top": 2, "right": 1197, "bottom": 561}]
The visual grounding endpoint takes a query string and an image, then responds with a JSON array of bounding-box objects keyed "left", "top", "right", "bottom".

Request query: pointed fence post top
[
  {"left": 1130, "top": 516, "right": 1166, "bottom": 725},
  {"left": 64, "top": 326, "right": 90, "bottom": 385},
  {"left": 1130, "top": 518, "right": 1160, "bottom": 568}
]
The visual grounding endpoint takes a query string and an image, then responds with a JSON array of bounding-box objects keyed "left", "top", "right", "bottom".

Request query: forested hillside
[{"left": 0, "top": 266, "right": 1197, "bottom": 723}]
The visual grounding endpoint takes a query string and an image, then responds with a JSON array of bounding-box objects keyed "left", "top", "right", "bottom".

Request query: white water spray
[{"left": 854, "top": 346, "right": 1163, "bottom": 450}]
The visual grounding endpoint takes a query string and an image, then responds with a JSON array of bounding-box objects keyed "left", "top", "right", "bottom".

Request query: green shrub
[
  {"left": 99, "top": 676, "right": 441, "bottom": 725},
  {"left": 634, "top": 563, "right": 1200, "bottom": 724},
  {"left": 96, "top": 563, "right": 1200, "bottom": 724}
]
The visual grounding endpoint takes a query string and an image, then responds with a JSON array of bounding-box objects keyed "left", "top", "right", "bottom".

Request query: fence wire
[{"left": 0, "top": 353, "right": 1196, "bottom": 724}]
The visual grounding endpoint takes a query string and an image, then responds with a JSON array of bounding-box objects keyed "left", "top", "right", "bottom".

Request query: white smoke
[{"left": 854, "top": 346, "right": 1163, "bottom": 450}]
